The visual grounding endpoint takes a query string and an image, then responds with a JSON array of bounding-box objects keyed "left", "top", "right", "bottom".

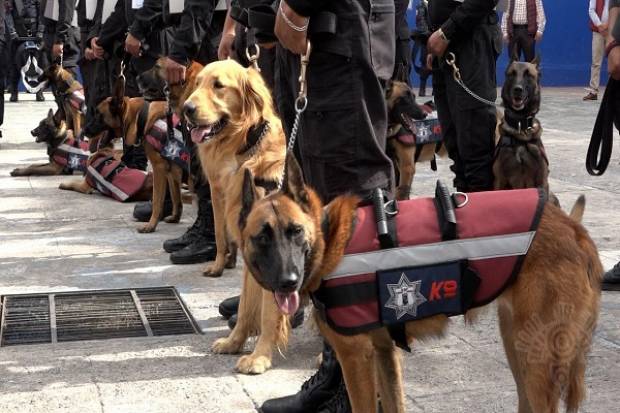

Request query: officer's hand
[
  {"left": 85, "top": 48, "right": 95, "bottom": 61},
  {"left": 125, "top": 33, "right": 142, "bottom": 57},
  {"left": 91, "top": 37, "right": 104, "bottom": 59},
  {"left": 52, "top": 43, "right": 64, "bottom": 58},
  {"left": 428, "top": 30, "right": 449, "bottom": 57},
  {"left": 275, "top": 0, "right": 308, "bottom": 55},
  {"left": 164, "top": 57, "right": 186, "bottom": 85},
  {"left": 535, "top": 32, "right": 543, "bottom": 42},
  {"left": 609, "top": 46, "right": 620, "bottom": 80},
  {"left": 218, "top": 33, "right": 235, "bottom": 60}
]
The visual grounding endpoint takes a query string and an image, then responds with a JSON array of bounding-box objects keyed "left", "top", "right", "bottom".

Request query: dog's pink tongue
[
  {"left": 190, "top": 127, "right": 210, "bottom": 144},
  {"left": 274, "top": 291, "right": 300, "bottom": 315}
]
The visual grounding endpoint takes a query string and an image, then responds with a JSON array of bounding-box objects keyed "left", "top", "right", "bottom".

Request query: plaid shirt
[{"left": 501, "top": 0, "right": 546, "bottom": 36}]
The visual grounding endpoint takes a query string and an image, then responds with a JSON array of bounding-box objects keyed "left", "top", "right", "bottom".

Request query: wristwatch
[{"left": 606, "top": 39, "right": 620, "bottom": 57}]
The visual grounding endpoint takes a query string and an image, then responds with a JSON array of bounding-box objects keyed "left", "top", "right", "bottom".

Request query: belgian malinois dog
[
  {"left": 10, "top": 109, "right": 87, "bottom": 176},
  {"left": 236, "top": 155, "right": 602, "bottom": 413},
  {"left": 386, "top": 81, "right": 447, "bottom": 200},
  {"left": 41, "top": 63, "right": 86, "bottom": 137},
  {"left": 494, "top": 57, "right": 550, "bottom": 194}
]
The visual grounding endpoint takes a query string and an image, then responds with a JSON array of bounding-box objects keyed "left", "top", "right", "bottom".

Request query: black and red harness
[{"left": 312, "top": 183, "right": 546, "bottom": 350}]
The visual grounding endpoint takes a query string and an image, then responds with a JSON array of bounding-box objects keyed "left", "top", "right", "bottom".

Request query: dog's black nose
[
  {"left": 513, "top": 85, "right": 524, "bottom": 95},
  {"left": 183, "top": 100, "right": 197, "bottom": 117},
  {"left": 278, "top": 273, "right": 299, "bottom": 291},
  {"left": 31, "top": 129, "right": 37, "bottom": 137}
]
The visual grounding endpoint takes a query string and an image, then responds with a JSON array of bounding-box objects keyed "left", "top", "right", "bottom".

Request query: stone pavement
[{"left": 0, "top": 89, "right": 619, "bottom": 413}]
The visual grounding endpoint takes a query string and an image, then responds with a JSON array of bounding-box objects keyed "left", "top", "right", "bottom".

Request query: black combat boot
[
  {"left": 133, "top": 199, "right": 174, "bottom": 222},
  {"left": 169, "top": 192, "right": 216, "bottom": 265},
  {"left": 260, "top": 342, "right": 343, "bottom": 413},
  {"left": 228, "top": 307, "right": 305, "bottom": 330},
  {"left": 9, "top": 88, "right": 18, "bottom": 102},
  {"left": 36, "top": 91, "right": 45, "bottom": 102},
  {"left": 603, "top": 261, "right": 620, "bottom": 291},
  {"left": 218, "top": 295, "right": 240, "bottom": 319},
  {"left": 316, "top": 380, "right": 352, "bottom": 413},
  {"left": 163, "top": 207, "right": 204, "bottom": 253}
]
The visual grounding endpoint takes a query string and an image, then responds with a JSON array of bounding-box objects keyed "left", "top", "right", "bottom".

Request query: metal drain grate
[{"left": 0, "top": 287, "right": 199, "bottom": 346}]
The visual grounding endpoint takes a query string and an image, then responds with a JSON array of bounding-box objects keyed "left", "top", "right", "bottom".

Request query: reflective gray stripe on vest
[
  {"left": 57, "top": 143, "right": 89, "bottom": 156},
  {"left": 87, "top": 165, "right": 130, "bottom": 201},
  {"left": 324, "top": 231, "right": 536, "bottom": 281}
]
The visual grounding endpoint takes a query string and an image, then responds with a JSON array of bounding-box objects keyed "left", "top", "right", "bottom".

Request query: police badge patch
[{"left": 377, "top": 261, "right": 476, "bottom": 325}]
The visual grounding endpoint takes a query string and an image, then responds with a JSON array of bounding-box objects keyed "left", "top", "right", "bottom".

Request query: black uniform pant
[
  {"left": 509, "top": 25, "right": 536, "bottom": 62},
  {"left": 433, "top": 21, "right": 500, "bottom": 192},
  {"left": 394, "top": 0, "right": 412, "bottom": 82},
  {"left": 275, "top": 0, "right": 395, "bottom": 203},
  {"left": 0, "top": 37, "right": 6, "bottom": 127}
]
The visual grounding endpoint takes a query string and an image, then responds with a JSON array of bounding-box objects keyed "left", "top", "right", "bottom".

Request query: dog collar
[
  {"left": 504, "top": 112, "right": 535, "bottom": 133},
  {"left": 237, "top": 121, "right": 270, "bottom": 156}
]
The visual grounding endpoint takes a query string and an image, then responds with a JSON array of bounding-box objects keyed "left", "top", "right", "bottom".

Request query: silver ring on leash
[{"left": 453, "top": 192, "right": 469, "bottom": 208}]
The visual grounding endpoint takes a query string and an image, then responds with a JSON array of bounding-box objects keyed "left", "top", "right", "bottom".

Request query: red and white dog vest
[
  {"left": 86, "top": 154, "right": 148, "bottom": 202},
  {"left": 313, "top": 188, "right": 546, "bottom": 336}
]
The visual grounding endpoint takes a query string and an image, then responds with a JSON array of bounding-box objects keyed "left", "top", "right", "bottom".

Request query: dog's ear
[
  {"left": 47, "top": 108, "right": 55, "bottom": 120},
  {"left": 282, "top": 153, "right": 310, "bottom": 211},
  {"left": 52, "top": 109, "right": 64, "bottom": 126},
  {"left": 242, "top": 67, "right": 268, "bottom": 119},
  {"left": 239, "top": 168, "right": 257, "bottom": 231},
  {"left": 531, "top": 54, "right": 541, "bottom": 69},
  {"left": 509, "top": 48, "right": 519, "bottom": 65}
]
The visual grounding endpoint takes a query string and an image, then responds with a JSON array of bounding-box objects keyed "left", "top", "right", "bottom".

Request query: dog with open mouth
[
  {"left": 494, "top": 57, "right": 551, "bottom": 196},
  {"left": 237, "top": 154, "right": 601, "bottom": 413},
  {"left": 386, "top": 81, "right": 447, "bottom": 200},
  {"left": 184, "top": 60, "right": 296, "bottom": 375}
]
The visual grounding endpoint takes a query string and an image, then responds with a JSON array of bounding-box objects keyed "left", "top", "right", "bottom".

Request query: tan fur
[
  {"left": 240, "top": 169, "right": 602, "bottom": 412},
  {"left": 47, "top": 64, "right": 86, "bottom": 137},
  {"left": 386, "top": 81, "right": 447, "bottom": 200},
  {"left": 185, "top": 60, "right": 288, "bottom": 374}
]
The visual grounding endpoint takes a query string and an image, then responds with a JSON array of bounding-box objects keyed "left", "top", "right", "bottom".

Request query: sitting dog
[
  {"left": 386, "top": 81, "right": 446, "bottom": 200},
  {"left": 41, "top": 64, "right": 86, "bottom": 137},
  {"left": 237, "top": 155, "right": 602, "bottom": 412},
  {"left": 10, "top": 109, "right": 90, "bottom": 176},
  {"left": 494, "top": 57, "right": 550, "bottom": 194},
  {"left": 59, "top": 134, "right": 153, "bottom": 202},
  {"left": 184, "top": 60, "right": 289, "bottom": 374},
  {"left": 93, "top": 77, "right": 185, "bottom": 232}
]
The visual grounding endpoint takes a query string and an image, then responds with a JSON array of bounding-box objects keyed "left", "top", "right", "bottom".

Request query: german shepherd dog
[
  {"left": 10, "top": 109, "right": 85, "bottom": 176},
  {"left": 183, "top": 60, "right": 289, "bottom": 374},
  {"left": 92, "top": 78, "right": 182, "bottom": 232},
  {"left": 237, "top": 155, "right": 602, "bottom": 412},
  {"left": 386, "top": 81, "right": 447, "bottom": 200},
  {"left": 40, "top": 64, "right": 86, "bottom": 137},
  {"left": 494, "top": 57, "right": 550, "bottom": 194}
]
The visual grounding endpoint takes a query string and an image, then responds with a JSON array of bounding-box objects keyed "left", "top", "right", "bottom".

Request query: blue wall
[{"left": 407, "top": 1, "right": 602, "bottom": 86}]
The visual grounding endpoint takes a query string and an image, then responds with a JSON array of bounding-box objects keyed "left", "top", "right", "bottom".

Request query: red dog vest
[
  {"left": 86, "top": 154, "right": 148, "bottom": 202},
  {"left": 313, "top": 188, "right": 546, "bottom": 336},
  {"left": 52, "top": 136, "right": 90, "bottom": 172},
  {"left": 145, "top": 115, "right": 190, "bottom": 169}
]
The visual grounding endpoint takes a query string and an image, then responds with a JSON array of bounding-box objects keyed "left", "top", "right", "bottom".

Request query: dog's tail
[{"left": 568, "top": 195, "right": 586, "bottom": 223}]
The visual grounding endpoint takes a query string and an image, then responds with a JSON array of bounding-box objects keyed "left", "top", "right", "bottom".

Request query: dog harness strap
[
  {"left": 434, "top": 180, "right": 457, "bottom": 241},
  {"left": 238, "top": 121, "right": 269, "bottom": 155},
  {"left": 136, "top": 101, "right": 150, "bottom": 146}
]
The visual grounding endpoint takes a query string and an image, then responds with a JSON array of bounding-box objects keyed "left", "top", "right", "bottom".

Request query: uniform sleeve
[
  {"left": 285, "top": 0, "right": 329, "bottom": 18},
  {"left": 440, "top": 0, "right": 497, "bottom": 40},
  {"left": 500, "top": 11, "right": 508, "bottom": 36},
  {"left": 55, "top": 0, "right": 77, "bottom": 44},
  {"left": 86, "top": 0, "right": 104, "bottom": 42},
  {"left": 128, "top": 0, "right": 162, "bottom": 41},
  {"left": 535, "top": 0, "right": 545, "bottom": 34},
  {"left": 97, "top": 0, "right": 127, "bottom": 50},
  {"left": 168, "top": 0, "right": 217, "bottom": 65}
]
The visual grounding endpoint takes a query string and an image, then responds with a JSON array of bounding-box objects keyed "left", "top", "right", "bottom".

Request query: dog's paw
[
  {"left": 164, "top": 215, "right": 181, "bottom": 224},
  {"left": 236, "top": 354, "right": 272, "bottom": 375},
  {"left": 10, "top": 169, "right": 24, "bottom": 177},
  {"left": 137, "top": 224, "right": 156, "bottom": 233},
  {"left": 211, "top": 337, "right": 242, "bottom": 354},
  {"left": 58, "top": 183, "right": 69, "bottom": 190},
  {"left": 203, "top": 264, "right": 224, "bottom": 278}
]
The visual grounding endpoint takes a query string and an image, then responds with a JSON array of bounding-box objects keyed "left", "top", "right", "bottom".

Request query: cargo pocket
[{"left": 369, "top": 0, "right": 396, "bottom": 81}]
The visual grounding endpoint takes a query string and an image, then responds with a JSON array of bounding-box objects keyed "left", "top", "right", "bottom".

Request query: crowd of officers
[{"left": 2, "top": 0, "right": 503, "bottom": 411}]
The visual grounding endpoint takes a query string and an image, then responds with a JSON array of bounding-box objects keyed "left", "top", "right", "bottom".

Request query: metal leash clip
[{"left": 246, "top": 44, "right": 261, "bottom": 72}]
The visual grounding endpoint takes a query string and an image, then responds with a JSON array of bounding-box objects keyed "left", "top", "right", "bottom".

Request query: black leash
[{"left": 586, "top": 77, "right": 617, "bottom": 176}]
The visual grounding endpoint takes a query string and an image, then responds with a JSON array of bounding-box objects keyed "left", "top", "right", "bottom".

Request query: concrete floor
[{"left": 0, "top": 90, "right": 619, "bottom": 412}]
